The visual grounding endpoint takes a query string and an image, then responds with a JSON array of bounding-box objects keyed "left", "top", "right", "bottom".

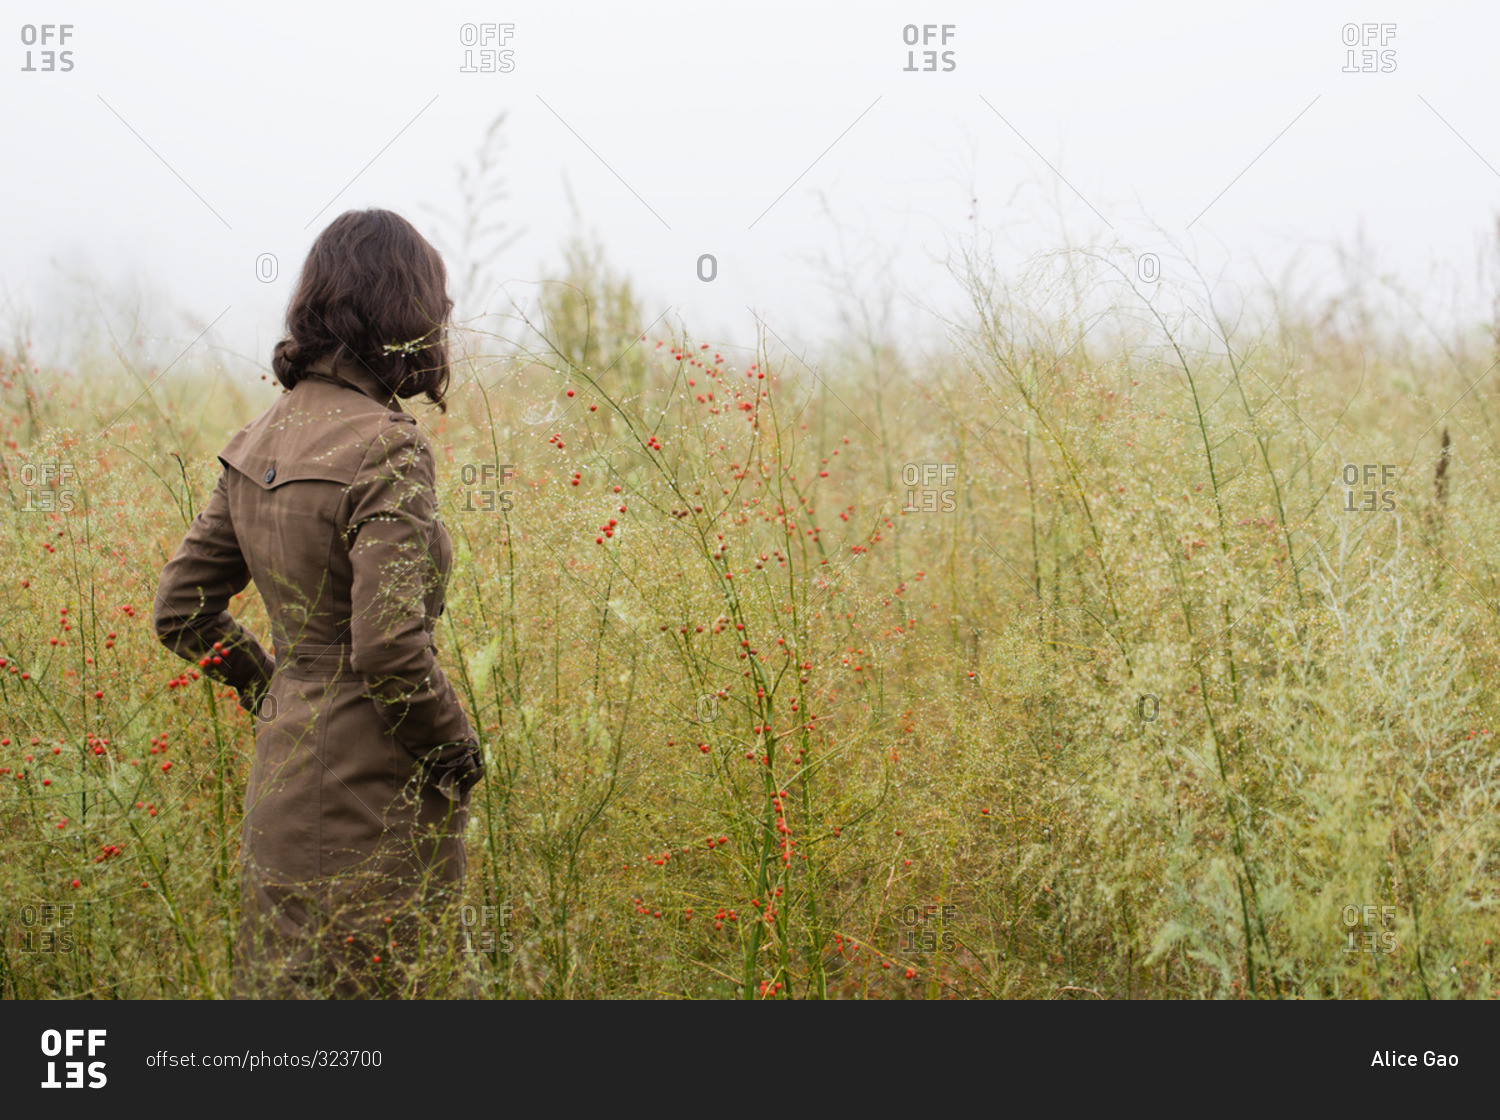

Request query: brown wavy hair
[{"left": 272, "top": 208, "right": 454, "bottom": 412}]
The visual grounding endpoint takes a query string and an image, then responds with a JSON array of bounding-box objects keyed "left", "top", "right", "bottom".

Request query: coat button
[{"left": 264, "top": 466, "right": 276, "bottom": 484}]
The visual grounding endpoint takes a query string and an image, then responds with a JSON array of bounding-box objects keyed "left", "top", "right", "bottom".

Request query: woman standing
[{"left": 153, "top": 209, "right": 483, "bottom": 997}]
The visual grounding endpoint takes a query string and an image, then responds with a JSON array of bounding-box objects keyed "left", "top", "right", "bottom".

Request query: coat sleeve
[
  {"left": 346, "top": 420, "right": 479, "bottom": 764},
  {"left": 153, "top": 468, "right": 276, "bottom": 711}
]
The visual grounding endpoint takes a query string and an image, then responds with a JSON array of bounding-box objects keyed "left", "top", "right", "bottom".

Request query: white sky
[{"left": 3, "top": 0, "right": 1498, "bottom": 372}]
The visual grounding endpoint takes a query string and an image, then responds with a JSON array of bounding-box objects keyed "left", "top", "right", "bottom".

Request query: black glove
[
  {"left": 418, "top": 741, "right": 484, "bottom": 801},
  {"left": 236, "top": 671, "right": 275, "bottom": 719}
]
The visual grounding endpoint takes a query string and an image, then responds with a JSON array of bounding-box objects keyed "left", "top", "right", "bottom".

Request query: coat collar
[{"left": 303, "top": 352, "right": 404, "bottom": 411}]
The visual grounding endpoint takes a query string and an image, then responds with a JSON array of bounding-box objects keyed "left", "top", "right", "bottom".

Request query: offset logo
[
  {"left": 1342, "top": 23, "right": 1396, "bottom": 73},
  {"left": 901, "top": 24, "right": 956, "bottom": 72},
  {"left": 19, "top": 24, "right": 74, "bottom": 72},
  {"left": 1341, "top": 463, "right": 1396, "bottom": 512},
  {"left": 40, "top": 1029, "right": 106, "bottom": 1088},
  {"left": 901, "top": 463, "right": 957, "bottom": 513},
  {"left": 459, "top": 462, "right": 517, "bottom": 513},
  {"left": 459, "top": 23, "right": 515, "bottom": 72}
]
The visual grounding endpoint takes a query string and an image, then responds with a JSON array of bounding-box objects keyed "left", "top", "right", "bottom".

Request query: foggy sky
[{"left": 3, "top": 0, "right": 1496, "bottom": 373}]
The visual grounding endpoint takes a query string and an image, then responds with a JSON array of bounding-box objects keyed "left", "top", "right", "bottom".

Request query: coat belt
[{"left": 275, "top": 642, "right": 356, "bottom": 680}]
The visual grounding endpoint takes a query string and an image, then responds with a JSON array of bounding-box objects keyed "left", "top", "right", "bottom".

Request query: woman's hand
[
  {"left": 418, "top": 740, "right": 484, "bottom": 801},
  {"left": 236, "top": 665, "right": 275, "bottom": 718}
]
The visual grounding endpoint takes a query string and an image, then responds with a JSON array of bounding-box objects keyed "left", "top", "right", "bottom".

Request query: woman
[{"left": 153, "top": 208, "right": 483, "bottom": 998}]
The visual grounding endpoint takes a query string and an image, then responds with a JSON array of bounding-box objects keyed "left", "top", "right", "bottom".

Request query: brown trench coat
[{"left": 153, "top": 353, "right": 482, "bottom": 997}]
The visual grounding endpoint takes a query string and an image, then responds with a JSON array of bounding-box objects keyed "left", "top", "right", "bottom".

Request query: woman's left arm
[{"left": 153, "top": 467, "right": 276, "bottom": 713}]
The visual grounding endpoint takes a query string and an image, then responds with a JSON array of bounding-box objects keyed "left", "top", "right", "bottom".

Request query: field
[{"left": 3, "top": 242, "right": 1499, "bottom": 999}]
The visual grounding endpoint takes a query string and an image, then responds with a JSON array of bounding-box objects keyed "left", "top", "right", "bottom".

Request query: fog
[{"left": 3, "top": 0, "right": 1497, "bottom": 371}]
